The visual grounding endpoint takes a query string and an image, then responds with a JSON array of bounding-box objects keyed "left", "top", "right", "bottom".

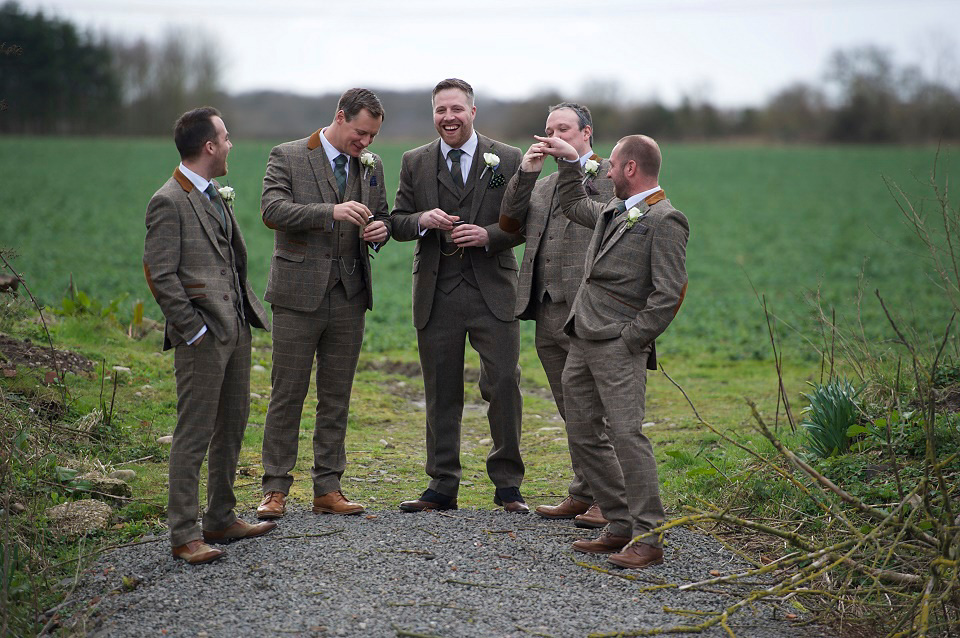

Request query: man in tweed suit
[
  {"left": 144, "top": 107, "right": 275, "bottom": 565},
  {"left": 499, "top": 102, "right": 613, "bottom": 528},
  {"left": 391, "top": 78, "right": 527, "bottom": 513},
  {"left": 256, "top": 89, "right": 390, "bottom": 519},
  {"left": 537, "top": 133, "right": 688, "bottom": 569}
]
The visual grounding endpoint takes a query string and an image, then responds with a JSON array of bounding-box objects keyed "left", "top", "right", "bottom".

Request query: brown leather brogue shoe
[
  {"left": 312, "top": 491, "right": 364, "bottom": 515},
  {"left": 493, "top": 487, "right": 528, "bottom": 513},
  {"left": 399, "top": 498, "right": 458, "bottom": 512},
  {"left": 171, "top": 539, "right": 224, "bottom": 565},
  {"left": 608, "top": 542, "right": 664, "bottom": 569},
  {"left": 572, "top": 530, "right": 631, "bottom": 554},
  {"left": 503, "top": 500, "right": 530, "bottom": 513},
  {"left": 203, "top": 519, "right": 277, "bottom": 544},
  {"left": 256, "top": 491, "right": 286, "bottom": 520},
  {"left": 535, "top": 496, "right": 591, "bottom": 519},
  {"left": 574, "top": 503, "right": 609, "bottom": 529}
]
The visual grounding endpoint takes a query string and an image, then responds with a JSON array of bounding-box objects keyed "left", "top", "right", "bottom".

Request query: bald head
[{"left": 614, "top": 135, "right": 661, "bottom": 181}]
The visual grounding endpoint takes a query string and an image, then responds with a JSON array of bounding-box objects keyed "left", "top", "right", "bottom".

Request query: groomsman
[
  {"left": 390, "top": 79, "right": 527, "bottom": 512},
  {"left": 257, "top": 89, "right": 390, "bottom": 519},
  {"left": 537, "top": 133, "right": 688, "bottom": 569},
  {"left": 499, "top": 102, "right": 613, "bottom": 528},
  {"left": 144, "top": 107, "right": 274, "bottom": 565}
]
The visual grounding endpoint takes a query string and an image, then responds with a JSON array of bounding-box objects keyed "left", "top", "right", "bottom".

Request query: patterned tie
[
  {"left": 334, "top": 154, "right": 348, "bottom": 199},
  {"left": 204, "top": 184, "right": 227, "bottom": 228},
  {"left": 447, "top": 149, "right": 464, "bottom": 189},
  {"left": 614, "top": 201, "right": 627, "bottom": 214}
]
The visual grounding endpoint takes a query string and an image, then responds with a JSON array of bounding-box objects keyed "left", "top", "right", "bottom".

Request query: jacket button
[
  {"left": 223, "top": 294, "right": 229, "bottom": 300},
  {"left": 220, "top": 269, "right": 226, "bottom": 275},
  {"left": 325, "top": 253, "right": 331, "bottom": 258}
]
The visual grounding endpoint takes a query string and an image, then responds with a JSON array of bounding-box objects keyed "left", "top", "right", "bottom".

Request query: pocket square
[
  {"left": 370, "top": 175, "right": 378, "bottom": 187},
  {"left": 488, "top": 172, "right": 506, "bottom": 189}
]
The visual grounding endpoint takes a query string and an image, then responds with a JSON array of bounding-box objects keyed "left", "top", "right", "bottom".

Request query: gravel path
[{"left": 67, "top": 507, "right": 826, "bottom": 637}]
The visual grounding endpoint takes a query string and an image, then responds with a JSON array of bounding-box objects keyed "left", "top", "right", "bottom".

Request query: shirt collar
[
  {"left": 440, "top": 130, "right": 479, "bottom": 160},
  {"left": 623, "top": 186, "right": 662, "bottom": 211},
  {"left": 319, "top": 127, "right": 349, "bottom": 172},
  {"left": 578, "top": 150, "right": 595, "bottom": 167},
  {"left": 179, "top": 162, "right": 212, "bottom": 194}
]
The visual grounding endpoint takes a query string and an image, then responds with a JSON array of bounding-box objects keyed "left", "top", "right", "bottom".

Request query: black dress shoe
[
  {"left": 494, "top": 487, "right": 529, "bottom": 513},
  {"left": 399, "top": 488, "right": 457, "bottom": 512}
]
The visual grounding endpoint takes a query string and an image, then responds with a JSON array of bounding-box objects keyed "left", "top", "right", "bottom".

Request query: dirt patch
[
  {"left": 0, "top": 334, "right": 95, "bottom": 374},
  {"left": 360, "top": 359, "right": 422, "bottom": 378},
  {"left": 938, "top": 387, "right": 960, "bottom": 413}
]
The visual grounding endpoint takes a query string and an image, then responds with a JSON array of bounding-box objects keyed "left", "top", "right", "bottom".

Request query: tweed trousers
[
  {"left": 417, "top": 282, "right": 524, "bottom": 497},
  {"left": 562, "top": 334, "right": 666, "bottom": 544},
  {"left": 261, "top": 283, "right": 366, "bottom": 496},
  {"left": 533, "top": 298, "right": 592, "bottom": 504},
  {"left": 168, "top": 321, "right": 251, "bottom": 547}
]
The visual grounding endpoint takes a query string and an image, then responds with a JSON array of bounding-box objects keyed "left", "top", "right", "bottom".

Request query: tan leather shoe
[
  {"left": 608, "top": 542, "right": 664, "bottom": 569},
  {"left": 257, "top": 491, "right": 286, "bottom": 520},
  {"left": 203, "top": 519, "right": 277, "bottom": 544},
  {"left": 574, "top": 503, "right": 609, "bottom": 529},
  {"left": 399, "top": 497, "right": 458, "bottom": 512},
  {"left": 572, "top": 530, "right": 631, "bottom": 554},
  {"left": 535, "top": 496, "right": 591, "bottom": 519},
  {"left": 171, "top": 539, "right": 224, "bottom": 565},
  {"left": 312, "top": 491, "right": 364, "bottom": 515}
]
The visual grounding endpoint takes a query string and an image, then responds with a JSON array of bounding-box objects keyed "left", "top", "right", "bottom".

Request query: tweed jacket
[
  {"left": 261, "top": 130, "right": 391, "bottom": 312},
  {"left": 144, "top": 168, "right": 270, "bottom": 351},
  {"left": 555, "top": 160, "right": 688, "bottom": 368},
  {"left": 390, "top": 133, "right": 523, "bottom": 329},
  {"left": 500, "top": 156, "right": 614, "bottom": 320}
]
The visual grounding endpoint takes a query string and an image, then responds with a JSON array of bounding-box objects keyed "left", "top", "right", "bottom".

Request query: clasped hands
[
  {"left": 520, "top": 135, "right": 580, "bottom": 172},
  {"left": 419, "top": 209, "right": 489, "bottom": 247},
  {"left": 333, "top": 201, "right": 388, "bottom": 243}
]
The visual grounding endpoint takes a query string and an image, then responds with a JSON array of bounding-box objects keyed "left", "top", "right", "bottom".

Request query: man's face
[
  {"left": 433, "top": 88, "right": 476, "bottom": 148},
  {"left": 607, "top": 144, "right": 629, "bottom": 200},
  {"left": 210, "top": 116, "right": 232, "bottom": 177},
  {"left": 334, "top": 108, "right": 383, "bottom": 157},
  {"left": 545, "top": 108, "right": 591, "bottom": 157}
]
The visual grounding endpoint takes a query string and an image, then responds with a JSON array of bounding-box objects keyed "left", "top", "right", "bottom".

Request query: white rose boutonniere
[
  {"left": 625, "top": 206, "right": 644, "bottom": 229},
  {"left": 583, "top": 158, "right": 600, "bottom": 181},
  {"left": 360, "top": 151, "right": 376, "bottom": 179},
  {"left": 217, "top": 186, "right": 235, "bottom": 204},
  {"left": 479, "top": 152, "right": 500, "bottom": 180}
]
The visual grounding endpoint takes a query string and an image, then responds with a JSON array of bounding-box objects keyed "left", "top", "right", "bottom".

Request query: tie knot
[
  {"left": 334, "top": 154, "right": 347, "bottom": 169},
  {"left": 615, "top": 201, "right": 627, "bottom": 214},
  {"left": 205, "top": 183, "right": 218, "bottom": 199},
  {"left": 448, "top": 149, "right": 463, "bottom": 162}
]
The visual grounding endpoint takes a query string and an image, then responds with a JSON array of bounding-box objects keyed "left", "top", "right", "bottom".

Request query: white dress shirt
[
  {"left": 319, "top": 127, "right": 349, "bottom": 179},
  {"left": 623, "top": 185, "right": 663, "bottom": 211}
]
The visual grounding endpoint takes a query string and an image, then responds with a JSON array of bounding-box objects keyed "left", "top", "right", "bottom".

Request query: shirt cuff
[{"left": 187, "top": 324, "right": 207, "bottom": 345}]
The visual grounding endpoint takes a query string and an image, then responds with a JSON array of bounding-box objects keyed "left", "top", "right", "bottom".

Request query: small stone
[
  {"left": 10, "top": 502, "right": 25, "bottom": 514},
  {"left": 109, "top": 469, "right": 136, "bottom": 482},
  {"left": 379, "top": 438, "right": 395, "bottom": 449},
  {"left": 134, "top": 392, "right": 143, "bottom": 397},
  {"left": 479, "top": 438, "right": 493, "bottom": 446},
  {"left": 642, "top": 421, "right": 655, "bottom": 428},
  {"left": 157, "top": 435, "right": 173, "bottom": 444},
  {"left": 250, "top": 392, "right": 262, "bottom": 399},
  {"left": 537, "top": 426, "right": 562, "bottom": 432},
  {"left": 113, "top": 366, "right": 131, "bottom": 373},
  {"left": 45, "top": 499, "right": 112, "bottom": 538},
  {"left": 140, "top": 384, "right": 152, "bottom": 390},
  {"left": 252, "top": 364, "right": 266, "bottom": 373},
  {"left": 80, "top": 476, "right": 133, "bottom": 501}
]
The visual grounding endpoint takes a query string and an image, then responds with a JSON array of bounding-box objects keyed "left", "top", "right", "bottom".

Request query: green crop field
[{"left": 1, "top": 136, "right": 952, "bottom": 360}]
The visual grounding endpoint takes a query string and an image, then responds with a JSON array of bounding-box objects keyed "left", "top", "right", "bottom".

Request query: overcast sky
[{"left": 17, "top": 0, "right": 960, "bottom": 107}]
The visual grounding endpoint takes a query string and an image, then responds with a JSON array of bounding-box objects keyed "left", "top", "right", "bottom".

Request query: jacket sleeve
[
  {"left": 498, "top": 169, "right": 539, "bottom": 233},
  {"left": 143, "top": 193, "right": 205, "bottom": 341},
  {"left": 620, "top": 210, "right": 689, "bottom": 354},
  {"left": 369, "top": 157, "right": 392, "bottom": 249},
  {"left": 556, "top": 160, "right": 604, "bottom": 230},
  {"left": 261, "top": 145, "right": 335, "bottom": 232}
]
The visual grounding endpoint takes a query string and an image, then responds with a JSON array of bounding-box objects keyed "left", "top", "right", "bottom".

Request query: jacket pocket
[
  {"left": 274, "top": 249, "right": 305, "bottom": 263},
  {"left": 497, "top": 253, "right": 519, "bottom": 271}
]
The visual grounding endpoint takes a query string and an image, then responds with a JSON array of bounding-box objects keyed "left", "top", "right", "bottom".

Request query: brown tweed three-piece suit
[
  {"left": 260, "top": 130, "right": 390, "bottom": 497},
  {"left": 499, "top": 156, "right": 615, "bottom": 505},
  {"left": 144, "top": 168, "right": 270, "bottom": 547},
  {"left": 555, "top": 159, "right": 689, "bottom": 544},
  {"left": 390, "top": 133, "right": 525, "bottom": 498}
]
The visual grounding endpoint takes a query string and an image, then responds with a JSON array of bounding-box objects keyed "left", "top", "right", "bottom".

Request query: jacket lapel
[
  {"left": 359, "top": 156, "right": 370, "bottom": 206},
  {"left": 595, "top": 203, "right": 641, "bottom": 263},
  {"left": 306, "top": 130, "right": 341, "bottom": 202},
  {"left": 174, "top": 168, "right": 226, "bottom": 260},
  {"left": 465, "top": 134, "right": 494, "bottom": 224}
]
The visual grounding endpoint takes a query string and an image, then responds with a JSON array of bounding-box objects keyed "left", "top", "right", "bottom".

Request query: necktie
[
  {"left": 614, "top": 201, "right": 627, "bottom": 214},
  {"left": 448, "top": 149, "right": 464, "bottom": 189},
  {"left": 334, "top": 154, "right": 348, "bottom": 199},
  {"left": 204, "top": 184, "right": 227, "bottom": 228}
]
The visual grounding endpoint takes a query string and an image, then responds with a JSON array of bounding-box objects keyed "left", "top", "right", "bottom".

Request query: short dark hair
[
  {"left": 174, "top": 106, "right": 221, "bottom": 160},
  {"left": 432, "top": 78, "right": 474, "bottom": 105},
  {"left": 337, "top": 88, "right": 384, "bottom": 122},
  {"left": 548, "top": 102, "right": 594, "bottom": 148},
  {"left": 616, "top": 135, "right": 662, "bottom": 179}
]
